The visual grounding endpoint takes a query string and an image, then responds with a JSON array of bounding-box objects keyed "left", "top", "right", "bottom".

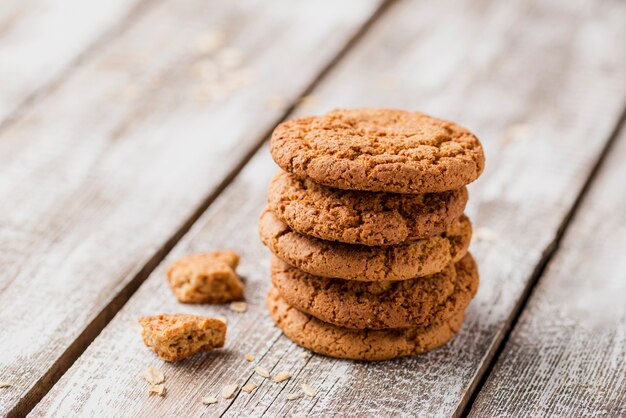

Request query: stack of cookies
[{"left": 259, "top": 108, "right": 485, "bottom": 361}]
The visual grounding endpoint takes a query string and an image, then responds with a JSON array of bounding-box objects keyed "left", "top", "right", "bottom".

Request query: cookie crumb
[
  {"left": 301, "top": 383, "right": 316, "bottom": 398},
  {"left": 0, "top": 382, "right": 11, "bottom": 388},
  {"left": 149, "top": 383, "right": 166, "bottom": 396},
  {"left": 139, "top": 314, "right": 226, "bottom": 362},
  {"left": 254, "top": 366, "right": 270, "bottom": 378},
  {"left": 242, "top": 383, "right": 258, "bottom": 393},
  {"left": 245, "top": 353, "right": 255, "bottom": 362},
  {"left": 167, "top": 251, "right": 243, "bottom": 304},
  {"left": 230, "top": 301, "right": 247, "bottom": 313},
  {"left": 286, "top": 392, "right": 301, "bottom": 400},
  {"left": 221, "top": 384, "right": 238, "bottom": 399},
  {"left": 201, "top": 396, "right": 218, "bottom": 405},
  {"left": 298, "top": 352, "right": 309, "bottom": 359},
  {"left": 273, "top": 371, "right": 290, "bottom": 383},
  {"left": 216, "top": 316, "right": 228, "bottom": 324},
  {"left": 141, "top": 367, "right": 165, "bottom": 385}
]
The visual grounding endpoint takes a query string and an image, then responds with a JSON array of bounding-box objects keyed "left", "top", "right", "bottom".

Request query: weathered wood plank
[
  {"left": 0, "top": 0, "right": 384, "bottom": 416},
  {"left": 29, "top": 0, "right": 626, "bottom": 416},
  {"left": 469, "top": 125, "right": 626, "bottom": 416},
  {"left": 0, "top": 0, "right": 146, "bottom": 123}
]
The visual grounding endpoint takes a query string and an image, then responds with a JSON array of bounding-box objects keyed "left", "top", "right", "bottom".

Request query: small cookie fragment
[
  {"left": 273, "top": 371, "right": 290, "bottom": 383},
  {"left": 245, "top": 353, "right": 255, "bottom": 362},
  {"left": 242, "top": 383, "right": 258, "bottom": 393},
  {"left": 141, "top": 367, "right": 165, "bottom": 385},
  {"left": 167, "top": 251, "right": 244, "bottom": 304},
  {"left": 254, "top": 366, "right": 270, "bottom": 378},
  {"left": 139, "top": 314, "right": 226, "bottom": 362},
  {"left": 230, "top": 301, "right": 247, "bottom": 313},
  {"left": 202, "top": 396, "right": 218, "bottom": 405},
  {"left": 149, "top": 384, "right": 166, "bottom": 396},
  {"left": 222, "top": 384, "right": 238, "bottom": 399},
  {"left": 301, "top": 383, "right": 316, "bottom": 397}
]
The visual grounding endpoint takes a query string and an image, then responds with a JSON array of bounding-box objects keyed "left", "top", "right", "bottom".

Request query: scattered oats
[
  {"left": 221, "top": 384, "right": 238, "bottom": 399},
  {"left": 500, "top": 123, "right": 533, "bottom": 145},
  {"left": 194, "top": 29, "right": 226, "bottom": 55},
  {"left": 254, "top": 366, "right": 270, "bottom": 378},
  {"left": 141, "top": 367, "right": 165, "bottom": 385},
  {"left": 301, "top": 383, "right": 316, "bottom": 398},
  {"left": 216, "top": 47, "right": 244, "bottom": 69},
  {"left": 149, "top": 384, "right": 166, "bottom": 396},
  {"left": 273, "top": 371, "right": 290, "bottom": 383},
  {"left": 230, "top": 301, "right": 247, "bottom": 313},
  {"left": 245, "top": 353, "right": 255, "bottom": 362},
  {"left": 242, "top": 383, "right": 258, "bottom": 393},
  {"left": 298, "top": 352, "right": 310, "bottom": 359},
  {"left": 201, "top": 396, "right": 218, "bottom": 405},
  {"left": 297, "top": 95, "right": 317, "bottom": 108},
  {"left": 0, "top": 382, "right": 11, "bottom": 389},
  {"left": 473, "top": 228, "right": 499, "bottom": 243},
  {"left": 266, "top": 96, "right": 288, "bottom": 111},
  {"left": 286, "top": 392, "right": 301, "bottom": 400}
]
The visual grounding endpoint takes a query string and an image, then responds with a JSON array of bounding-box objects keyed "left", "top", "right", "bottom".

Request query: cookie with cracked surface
[
  {"left": 267, "top": 170, "right": 468, "bottom": 246},
  {"left": 266, "top": 287, "right": 464, "bottom": 361},
  {"left": 139, "top": 314, "right": 226, "bottom": 362},
  {"left": 259, "top": 209, "right": 471, "bottom": 281},
  {"left": 270, "top": 108, "right": 485, "bottom": 194},
  {"left": 270, "top": 253, "right": 478, "bottom": 330},
  {"left": 167, "top": 250, "right": 244, "bottom": 304}
]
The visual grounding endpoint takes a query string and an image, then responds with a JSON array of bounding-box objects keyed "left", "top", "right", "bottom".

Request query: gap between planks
[
  {"left": 459, "top": 101, "right": 626, "bottom": 418},
  {"left": 4, "top": 2, "right": 393, "bottom": 417}
]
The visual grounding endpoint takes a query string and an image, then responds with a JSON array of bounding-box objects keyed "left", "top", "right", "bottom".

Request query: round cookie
[
  {"left": 266, "top": 286, "right": 465, "bottom": 361},
  {"left": 259, "top": 209, "right": 472, "bottom": 281},
  {"left": 270, "top": 108, "right": 485, "bottom": 194},
  {"left": 267, "top": 171, "right": 468, "bottom": 246},
  {"left": 271, "top": 253, "right": 478, "bottom": 330}
]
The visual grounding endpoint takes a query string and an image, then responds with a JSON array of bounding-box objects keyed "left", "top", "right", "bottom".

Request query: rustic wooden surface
[
  {"left": 1, "top": 0, "right": 626, "bottom": 417},
  {"left": 469, "top": 127, "right": 626, "bottom": 416},
  {"left": 19, "top": 0, "right": 626, "bottom": 417},
  {"left": 0, "top": 0, "right": 384, "bottom": 416}
]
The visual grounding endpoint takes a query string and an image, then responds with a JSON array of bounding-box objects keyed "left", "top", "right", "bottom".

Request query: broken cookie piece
[
  {"left": 167, "top": 250, "right": 244, "bottom": 303},
  {"left": 139, "top": 314, "right": 226, "bottom": 362}
]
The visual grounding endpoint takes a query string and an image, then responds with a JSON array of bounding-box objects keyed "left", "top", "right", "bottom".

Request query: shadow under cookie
[
  {"left": 270, "top": 253, "right": 478, "bottom": 330},
  {"left": 267, "top": 170, "right": 468, "bottom": 246},
  {"left": 259, "top": 209, "right": 472, "bottom": 281},
  {"left": 266, "top": 286, "right": 465, "bottom": 361}
]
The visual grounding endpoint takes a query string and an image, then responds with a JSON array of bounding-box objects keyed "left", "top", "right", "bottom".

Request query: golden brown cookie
[
  {"left": 271, "top": 253, "right": 478, "bottom": 329},
  {"left": 167, "top": 251, "right": 244, "bottom": 304},
  {"left": 266, "top": 287, "right": 464, "bottom": 361},
  {"left": 270, "top": 108, "right": 485, "bottom": 194},
  {"left": 267, "top": 170, "right": 468, "bottom": 245},
  {"left": 139, "top": 314, "right": 226, "bottom": 362},
  {"left": 259, "top": 209, "right": 472, "bottom": 281}
]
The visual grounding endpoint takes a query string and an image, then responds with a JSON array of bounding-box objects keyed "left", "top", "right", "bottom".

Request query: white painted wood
[
  {"left": 29, "top": 0, "right": 626, "bottom": 416},
  {"left": 0, "top": 0, "right": 144, "bottom": 123},
  {"left": 0, "top": 0, "right": 383, "bottom": 415},
  {"left": 469, "top": 128, "right": 626, "bottom": 417}
]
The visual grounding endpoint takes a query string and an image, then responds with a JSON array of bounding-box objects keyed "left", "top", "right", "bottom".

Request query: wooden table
[{"left": 1, "top": 0, "right": 624, "bottom": 416}]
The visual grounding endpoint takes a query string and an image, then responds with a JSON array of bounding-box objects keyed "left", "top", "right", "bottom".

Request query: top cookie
[{"left": 270, "top": 108, "right": 485, "bottom": 193}]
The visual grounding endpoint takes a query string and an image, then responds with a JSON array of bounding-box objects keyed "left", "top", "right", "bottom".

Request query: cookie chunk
[
  {"left": 139, "top": 314, "right": 226, "bottom": 362},
  {"left": 259, "top": 209, "right": 471, "bottom": 281},
  {"left": 266, "top": 287, "right": 464, "bottom": 361},
  {"left": 271, "top": 253, "right": 478, "bottom": 329},
  {"left": 167, "top": 251, "right": 243, "bottom": 303},
  {"left": 270, "top": 108, "right": 485, "bottom": 194},
  {"left": 267, "top": 170, "right": 468, "bottom": 245}
]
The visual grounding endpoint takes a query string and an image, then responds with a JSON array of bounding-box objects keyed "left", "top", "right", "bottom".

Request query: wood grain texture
[
  {"left": 30, "top": 0, "right": 626, "bottom": 416},
  {"left": 0, "top": 0, "right": 383, "bottom": 415},
  {"left": 0, "top": 0, "right": 146, "bottom": 124},
  {"left": 469, "top": 127, "right": 626, "bottom": 417}
]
